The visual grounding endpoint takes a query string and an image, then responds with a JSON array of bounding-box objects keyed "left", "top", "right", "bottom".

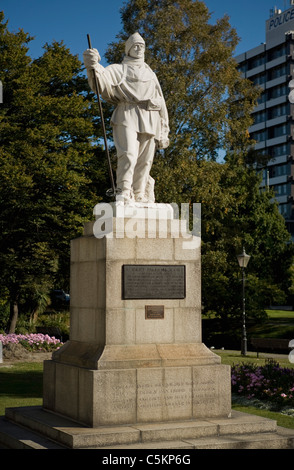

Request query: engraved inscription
[
  {"left": 193, "top": 378, "right": 217, "bottom": 405},
  {"left": 145, "top": 305, "right": 164, "bottom": 319},
  {"left": 110, "top": 383, "right": 135, "bottom": 412},
  {"left": 137, "top": 380, "right": 192, "bottom": 411},
  {"left": 122, "top": 265, "right": 186, "bottom": 299}
]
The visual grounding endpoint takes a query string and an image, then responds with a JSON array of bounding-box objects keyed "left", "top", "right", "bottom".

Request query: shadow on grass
[{"left": 0, "top": 365, "right": 43, "bottom": 398}]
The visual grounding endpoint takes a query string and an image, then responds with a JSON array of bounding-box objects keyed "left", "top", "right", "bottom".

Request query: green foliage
[
  {"left": 232, "top": 359, "right": 294, "bottom": 410},
  {"left": 0, "top": 11, "right": 108, "bottom": 331},
  {"left": 200, "top": 158, "right": 293, "bottom": 323},
  {"left": 37, "top": 311, "right": 70, "bottom": 338},
  {"left": 1, "top": 2, "right": 293, "bottom": 336},
  {"left": 107, "top": 0, "right": 260, "bottom": 182},
  {"left": 107, "top": 0, "right": 294, "bottom": 324}
]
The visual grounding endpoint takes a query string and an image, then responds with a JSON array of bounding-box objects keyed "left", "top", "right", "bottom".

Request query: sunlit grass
[
  {"left": 0, "top": 362, "right": 43, "bottom": 416},
  {"left": 1, "top": 348, "right": 294, "bottom": 430}
]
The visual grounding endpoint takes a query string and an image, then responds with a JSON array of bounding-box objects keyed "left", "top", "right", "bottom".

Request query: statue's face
[{"left": 129, "top": 42, "right": 145, "bottom": 59}]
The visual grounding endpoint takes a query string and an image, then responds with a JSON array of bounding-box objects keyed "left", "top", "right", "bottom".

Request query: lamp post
[{"left": 237, "top": 247, "right": 251, "bottom": 356}]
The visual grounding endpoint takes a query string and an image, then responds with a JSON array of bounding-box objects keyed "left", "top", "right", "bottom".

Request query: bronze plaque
[
  {"left": 145, "top": 305, "right": 164, "bottom": 319},
  {"left": 122, "top": 265, "right": 186, "bottom": 299}
]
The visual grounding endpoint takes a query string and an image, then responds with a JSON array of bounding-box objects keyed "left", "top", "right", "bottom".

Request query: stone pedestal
[{"left": 43, "top": 203, "right": 231, "bottom": 427}]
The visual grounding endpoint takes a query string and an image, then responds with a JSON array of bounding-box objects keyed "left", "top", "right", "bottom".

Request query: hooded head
[{"left": 125, "top": 32, "right": 145, "bottom": 56}]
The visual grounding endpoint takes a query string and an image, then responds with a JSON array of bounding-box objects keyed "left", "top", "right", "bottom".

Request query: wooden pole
[{"left": 87, "top": 34, "right": 117, "bottom": 198}]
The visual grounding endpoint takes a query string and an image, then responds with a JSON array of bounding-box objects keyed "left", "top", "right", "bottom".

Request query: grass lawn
[
  {"left": 248, "top": 309, "right": 294, "bottom": 339},
  {"left": 0, "top": 362, "right": 43, "bottom": 417},
  {"left": 215, "top": 349, "right": 294, "bottom": 430},
  {"left": 1, "top": 344, "right": 294, "bottom": 431},
  {"left": 214, "top": 348, "right": 294, "bottom": 368},
  {"left": 266, "top": 309, "right": 294, "bottom": 319},
  {"left": 231, "top": 405, "right": 294, "bottom": 429}
]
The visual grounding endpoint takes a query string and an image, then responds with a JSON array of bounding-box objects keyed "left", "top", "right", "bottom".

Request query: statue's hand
[
  {"left": 83, "top": 48, "right": 101, "bottom": 68},
  {"left": 157, "top": 138, "right": 169, "bottom": 149}
]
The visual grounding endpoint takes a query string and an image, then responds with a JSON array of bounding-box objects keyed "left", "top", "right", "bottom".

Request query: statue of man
[{"left": 83, "top": 32, "right": 169, "bottom": 203}]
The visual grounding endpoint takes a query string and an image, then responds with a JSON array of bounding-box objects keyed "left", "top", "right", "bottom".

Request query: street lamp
[{"left": 237, "top": 247, "right": 251, "bottom": 356}]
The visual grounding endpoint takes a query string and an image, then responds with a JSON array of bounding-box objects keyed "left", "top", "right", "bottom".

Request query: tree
[
  {"left": 105, "top": 0, "right": 260, "bottom": 203},
  {"left": 0, "top": 12, "right": 108, "bottom": 332},
  {"left": 105, "top": 1, "right": 294, "bottom": 332},
  {"left": 198, "top": 157, "right": 294, "bottom": 323}
]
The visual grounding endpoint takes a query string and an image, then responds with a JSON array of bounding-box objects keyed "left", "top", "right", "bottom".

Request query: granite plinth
[
  {"left": 42, "top": 207, "right": 231, "bottom": 427},
  {"left": 1, "top": 407, "right": 294, "bottom": 449}
]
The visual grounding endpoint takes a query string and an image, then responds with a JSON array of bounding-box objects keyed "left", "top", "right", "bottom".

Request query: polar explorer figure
[{"left": 83, "top": 32, "right": 169, "bottom": 204}]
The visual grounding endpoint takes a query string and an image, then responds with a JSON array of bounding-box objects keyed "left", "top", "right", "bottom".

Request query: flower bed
[
  {"left": 232, "top": 359, "right": 294, "bottom": 411},
  {"left": 0, "top": 333, "right": 62, "bottom": 352}
]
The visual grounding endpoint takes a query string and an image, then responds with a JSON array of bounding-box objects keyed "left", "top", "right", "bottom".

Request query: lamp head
[{"left": 237, "top": 247, "right": 251, "bottom": 268}]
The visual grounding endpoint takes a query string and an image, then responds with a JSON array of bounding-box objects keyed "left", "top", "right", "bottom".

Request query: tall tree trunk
[
  {"left": 8, "top": 300, "right": 19, "bottom": 334},
  {"left": 30, "top": 307, "right": 39, "bottom": 324}
]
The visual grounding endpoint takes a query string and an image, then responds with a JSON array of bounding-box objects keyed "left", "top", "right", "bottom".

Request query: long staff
[{"left": 87, "top": 34, "right": 117, "bottom": 198}]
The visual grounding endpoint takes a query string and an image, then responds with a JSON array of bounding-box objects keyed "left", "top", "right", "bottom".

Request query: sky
[{"left": 1, "top": 0, "right": 293, "bottom": 66}]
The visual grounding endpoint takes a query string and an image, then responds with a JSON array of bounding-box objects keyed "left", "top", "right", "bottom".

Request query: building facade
[{"left": 236, "top": 3, "right": 294, "bottom": 237}]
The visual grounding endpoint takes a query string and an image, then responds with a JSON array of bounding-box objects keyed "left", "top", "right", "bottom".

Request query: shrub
[
  {"left": 0, "top": 333, "right": 62, "bottom": 352},
  {"left": 232, "top": 359, "right": 294, "bottom": 409}
]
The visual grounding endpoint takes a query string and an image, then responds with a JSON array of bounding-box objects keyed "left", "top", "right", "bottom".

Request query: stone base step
[
  {"left": 103, "top": 428, "right": 294, "bottom": 450},
  {"left": 0, "top": 417, "right": 66, "bottom": 449},
  {"left": 1, "top": 406, "right": 294, "bottom": 449}
]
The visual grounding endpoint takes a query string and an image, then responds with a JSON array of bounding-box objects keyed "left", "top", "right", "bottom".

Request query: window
[
  {"left": 268, "top": 143, "right": 289, "bottom": 157},
  {"left": 238, "top": 63, "right": 247, "bottom": 74},
  {"left": 269, "top": 162, "right": 291, "bottom": 177},
  {"left": 267, "top": 43, "right": 288, "bottom": 61},
  {"left": 253, "top": 73, "right": 266, "bottom": 86},
  {"left": 267, "top": 63, "right": 288, "bottom": 81},
  {"left": 267, "top": 103, "right": 289, "bottom": 119},
  {"left": 257, "top": 92, "right": 267, "bottom": 104},
  {"left": 279, "top": 203, "right": 292, "bottom": 218},
  {"left": 248, "top": 54, "right": 265, "bottom": 70},
  {"left": 251, "top": 130, "right": 267, "bottom": 142},
  {"left": 253, "top": 110, "right": 267, "bottom": 124},
  {"left": 274, "top": 183, "right": 291, "bottom": 196},
  {"left": 267, "top": 83, "right": 288, "bottom": 100},
  {"left": 267, "top": 123, "right": 288, "bottom": 139}
]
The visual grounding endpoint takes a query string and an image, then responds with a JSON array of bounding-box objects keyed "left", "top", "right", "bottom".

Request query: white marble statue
[{"left": 83, "top": 32, "right": 169, "bottom": 203}]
